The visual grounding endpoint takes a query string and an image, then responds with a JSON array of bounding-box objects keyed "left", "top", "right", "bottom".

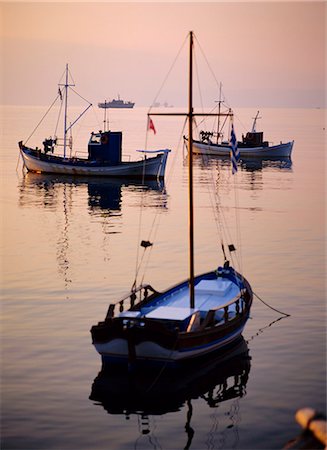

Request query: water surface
[{"left": 1, "top": 106, "right": 325, "bottom": 449}]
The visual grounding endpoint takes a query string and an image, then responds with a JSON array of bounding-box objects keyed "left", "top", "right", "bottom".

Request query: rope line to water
[
  {"left": 253, "top": 291, "right": 290, "bottom": 317},
  {"left": 246, "top": 315, "right": 287, "bottom": 344}
]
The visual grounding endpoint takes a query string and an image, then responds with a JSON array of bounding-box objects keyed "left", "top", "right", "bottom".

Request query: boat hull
[
  {"left": 98, "top": 104, "right": 135, "bottom": 109},
  {"left": 91, "top": 268, "right": 253, "bottom": 364},
  {"left": 190, "top": 138, "right": 294, "bottom": 158},
  {"left": 98, "top": 100, "right": 135, "bottom": 109},
  {"left": 19, "top": 146, "right": 169, "bottom": 179},
  {"left": 94, "top": 322, "right": 247, "bottom": 363}
]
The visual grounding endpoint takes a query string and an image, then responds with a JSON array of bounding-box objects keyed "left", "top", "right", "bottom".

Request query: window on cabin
[{"left": 90, "top": 133, "right": 101, "bottom": 144}]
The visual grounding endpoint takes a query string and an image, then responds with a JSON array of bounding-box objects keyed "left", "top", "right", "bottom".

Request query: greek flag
[{"left": 230, "top": 123, "right": 240, "bottom": 174}]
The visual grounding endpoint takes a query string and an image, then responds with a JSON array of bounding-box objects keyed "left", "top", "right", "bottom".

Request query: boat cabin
[
  {"left": 88, "top": 131, "right": 122, "bottom": 164},
  {"left": 241, "top": 131, "right": 268, "bottom": 148}
]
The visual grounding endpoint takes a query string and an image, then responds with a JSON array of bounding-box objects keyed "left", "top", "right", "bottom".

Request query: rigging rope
[
  {"left": 54, "top": 94, "right": 64, "bottom": 137},
  {"left": 133, "top": 118, "right": 188, "bottom": 289},
  {"left": 190, "top": 35, "right": 244, "bottom": 274},
  {"left": 148, "top": 33, "right": 188, "bottom": 115},
  {"left": 24, "top": 94, "right": 60, "bottom": 144},
  {"left": 69, "top": 87, "right": 92, "bottom": 106}
]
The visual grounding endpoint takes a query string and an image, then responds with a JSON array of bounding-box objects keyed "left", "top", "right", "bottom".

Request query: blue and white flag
[{"left": 230, "top": 123, "right": 240, "bottom": 174}]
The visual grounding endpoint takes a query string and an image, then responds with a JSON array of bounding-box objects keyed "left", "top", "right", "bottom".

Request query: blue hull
[{"left": 91, "top": 265, "right": 253, "bottom": 364}]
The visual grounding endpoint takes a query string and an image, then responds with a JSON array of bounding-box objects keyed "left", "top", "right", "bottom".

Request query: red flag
[{"left": 148, "top": 117, "right": 156, "bottom": 134}]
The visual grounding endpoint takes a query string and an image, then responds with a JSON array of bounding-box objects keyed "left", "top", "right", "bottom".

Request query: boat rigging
[
  {"left": 91, "top": 31, "right": 253, "bottom": 365},
  {"left": 18, "top": 65, "right": 170, "bottom": 179}
]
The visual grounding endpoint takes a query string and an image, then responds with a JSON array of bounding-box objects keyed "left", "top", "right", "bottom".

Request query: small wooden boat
[
  {"left": 91, "top": 32, "right": 253, "bottom": 365},
  {"left": 18, "top": 66, "right": 169, "bottom": 179},
  {"left": 91, "top": 268, "right": 252, "bottom": 364},
  {"left": 186, "top": 109, "right": 294, "bottom": 158}
]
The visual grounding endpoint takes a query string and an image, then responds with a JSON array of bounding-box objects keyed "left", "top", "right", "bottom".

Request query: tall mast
[
  {"left": 216, "top": 82, "right": 222, "bottom": 144},
  {"left": 59, "top": 64, "right": 75, "bottom": 158},
  {"left": 188, "top": 31, "right": 195, "bottom": 309},
  {"left": 63, "top": 64, "right": 69, "bottom": 158},
  {"left": 147, "top": 31, "right": 230, "bottom": 308}
]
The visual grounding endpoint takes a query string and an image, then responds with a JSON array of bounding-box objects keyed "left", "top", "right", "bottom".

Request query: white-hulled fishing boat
[
  {"left": 19, "top": 66, "right": 169, "bottom": 179},
  {"left": 186, "top": 110, "right": 294, "bottom": 158}
]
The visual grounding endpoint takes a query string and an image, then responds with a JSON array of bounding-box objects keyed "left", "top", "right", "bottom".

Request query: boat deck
[{"left": 119, "top": 278, "right": 242, "bottom": 322}]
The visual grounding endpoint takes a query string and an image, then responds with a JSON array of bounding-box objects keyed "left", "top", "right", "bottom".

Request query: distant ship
[{"left": 98, "top": 96, "right": 135, "bottom": 109}]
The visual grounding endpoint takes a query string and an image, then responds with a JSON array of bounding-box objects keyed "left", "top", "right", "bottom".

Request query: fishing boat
[
  {"left": 98, "top": 96, "right": 135, "bottom": 109},
  {"left": 186, "top": 107, "right": 294, "bottom": 158},
  {"left": 18, "top": 66, "right": 169, "bottom": 179},
  {"left": 91, "top": 31, "right": 253, "bottom": 365}
]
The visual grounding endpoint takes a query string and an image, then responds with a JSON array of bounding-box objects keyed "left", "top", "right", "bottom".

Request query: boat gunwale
[
  {"left": 192, "top": 138, "right": 294, "bottom": 151},
  {"left": 97, "top": 268, "right": 253, "bottom": 340},
  {"left": 20, "top": 144, "right": 166, "bottom": 167}
]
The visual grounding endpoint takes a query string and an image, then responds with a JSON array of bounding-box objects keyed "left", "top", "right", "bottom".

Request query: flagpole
[{"left": 145, "top": 116, "right": 149, "bottom": 150}]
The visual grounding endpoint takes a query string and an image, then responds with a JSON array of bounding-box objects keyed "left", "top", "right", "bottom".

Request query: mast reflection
[
  {"left": 192, "top": 154, "right": 293, "bottom": 173},
  {"left": 90, "top": 338, "right": 251, "bottom": 449},
  {"left": 18, "top": 173, "right": 168, "bottom": 213}
]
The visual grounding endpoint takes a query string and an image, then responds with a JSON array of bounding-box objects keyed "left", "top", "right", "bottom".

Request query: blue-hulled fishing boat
[{"left": 91, "top": 31, "right": 253, "bottom": 365}]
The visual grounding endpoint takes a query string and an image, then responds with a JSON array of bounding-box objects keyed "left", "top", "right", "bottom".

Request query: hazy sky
[{"left": 1, "top": 1, "right": 325, "bottom": 107}]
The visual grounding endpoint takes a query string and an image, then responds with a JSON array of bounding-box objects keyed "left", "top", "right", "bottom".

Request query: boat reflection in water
[
  {"left": 192, "top": 154, "right": 293, "bottom": 173},
  {"left": 18, "top": 173, "right": 168, "bottom": 287},
  {"left": 18, "top": 173, "right": 168, "bottom": 214},
  {"left": 90, "top": 338, "right": 251, "bottom": 448}
]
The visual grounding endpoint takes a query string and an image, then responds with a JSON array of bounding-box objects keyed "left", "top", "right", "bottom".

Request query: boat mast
[
  {"left": 188, "top": 31, "right": 195, "bottom": 309},
  {"left": 104, "top": 100, "right": 108, "bottom": 132},
  {"left": 63, "top": 64, "right": 69, "bottom": 158},
  {"left": 59, "top": 64, "right": 75, "bottom": 158},
  {"left": 216, "top": 82, "right": 222, "bottom": 144},
  {"left": 148, "top": 31, "right": 227, "bottom": 308},
  {"left": 251, "top": 110, "right": 260, "bottom": 133}
]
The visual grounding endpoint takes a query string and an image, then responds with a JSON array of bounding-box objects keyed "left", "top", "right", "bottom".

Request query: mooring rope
[{"left": 253, "top": 291, "right": 290, "bottom": 317}]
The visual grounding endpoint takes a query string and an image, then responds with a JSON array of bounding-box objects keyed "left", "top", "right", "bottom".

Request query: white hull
[
  {"left": 94, "top": 326, "right": 244, "bottom": 362},
  {"left": 191, "top": 140, "right": 294, "bottom": 158},
  {"left": 20, "top": 148, "right": 169, "bottom": 179}
]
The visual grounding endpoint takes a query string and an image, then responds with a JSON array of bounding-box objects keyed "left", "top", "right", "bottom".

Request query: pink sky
[{"left": 1, "top": 2, "right": 325, "bottom": 107}]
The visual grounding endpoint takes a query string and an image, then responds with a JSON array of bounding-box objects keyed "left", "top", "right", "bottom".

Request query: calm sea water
[{"left": 1, "top": 105, "right": 325, "bottom": 449}]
